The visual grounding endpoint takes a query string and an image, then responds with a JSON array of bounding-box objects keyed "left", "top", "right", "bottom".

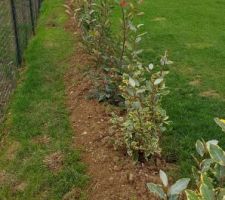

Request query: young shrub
[
  {"left": 73, "top": 0, "right": 115, "bottom": 65},
  {"left": 147, "top": 118, "right": 225, "bottom": 200},
  {"left": 73, "top": 0, "right": 124, "bottom": 103},
  {"left": 118, "top": 0, "right": 146, "bottom": 67},
  {"left": 110, "top": 1, "right": 172, "bottom": 161},
  {"left": 73, "top": 0, "right": 94, "bottom": 39},
  {"left": 93, "top": 0, "right": 148, "bottom": 104},
  {"left": 187, "top": 139, "right": 225, "bottom": 200},
  {"left": 112, "top": 53, "right": 171, "bottom": 161},
  {"left": 147, "top": 170, "right": 190, "bottom": 200},
  {"left": 73, "top": 0, "right": 150, "bottom": 104}
]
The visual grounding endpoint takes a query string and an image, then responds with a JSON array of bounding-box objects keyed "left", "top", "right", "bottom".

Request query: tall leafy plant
[
  {"left": 108, "top": 0, "right": 172, "bottom": 161},
  {"left": 91, "top": 0, "right": 148, "bottom": 104},
  {"left": 73, "top": 0, "right": 115, "bottom": 65},
  {"left": 73, "top": 0, "right": 124, "bottom": 103},
  {"left": 118, "top": 0, "right": 146, "bottom": 65},
  {"left": 112, "top": 55, "right": 170, "bottom": 161}
]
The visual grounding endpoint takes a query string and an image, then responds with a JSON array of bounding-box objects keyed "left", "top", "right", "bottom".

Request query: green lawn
[
  {"left": 0, "top": 0, "right": 88, "bottom": 199},
  {"left": 139, "top": 0, "right": 225, "bottom": 175},
  {"left": 112, "top": 0, "right": 225, "bottom": 176},
  {"left": 141, "top": 0, "right": 225, "bottom": 94}
]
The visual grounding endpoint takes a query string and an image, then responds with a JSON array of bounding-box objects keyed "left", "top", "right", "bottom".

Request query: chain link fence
[{"left": 0, "top": 0, "right": 41, "bottom": 119}]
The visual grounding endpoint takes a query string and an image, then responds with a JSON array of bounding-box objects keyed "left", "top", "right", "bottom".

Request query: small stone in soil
[
  {"left": 81, "top": 131, "right": 88, "bottom": 135},
  {"left": 128, "top": 173, "right": 135, "bottom": 184},
  {"left": 113, "top": 165, "right": 121, "bottom": 171},
  {"left": 113, "top": 156, "right": 120, "bottom": 163}
]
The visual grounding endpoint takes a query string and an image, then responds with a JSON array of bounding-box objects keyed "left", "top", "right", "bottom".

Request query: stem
[
  {"left": 120, "top": 7, "right": 127, "bottom": 67},
  {"left": 150, "top": 79, "right": 157, "bottom": 124}
]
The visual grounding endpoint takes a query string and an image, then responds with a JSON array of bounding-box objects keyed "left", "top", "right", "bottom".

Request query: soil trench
[{"left": 64, "top": 45, "right": 162, "bottom": 200}]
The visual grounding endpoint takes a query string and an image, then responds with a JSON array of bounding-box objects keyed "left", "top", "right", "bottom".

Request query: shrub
[
  {"left": 74, "top": 0, "right": 115, "bottom": 65},
  {"left": 111, "top": 1, "right": 173, "bottom": 161},
  {"left": 147, "top": 118, "right": 225, "bottom": 200},
  {"left": 112, "top": 53, "right": 171, "bottom": 161},
  {"left": 117, "top": 0, "right": 146, "bottom": 67},
  {"left": 147, "top": 170, "right": 190, "bottom": 199},
  {"left": 73, "top": 0, "right": 125, "bottom": 103}
]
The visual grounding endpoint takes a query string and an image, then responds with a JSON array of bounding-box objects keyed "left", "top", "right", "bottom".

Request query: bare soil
[{"left": 65, "top": 46, "right": 162, "bottom": 200}]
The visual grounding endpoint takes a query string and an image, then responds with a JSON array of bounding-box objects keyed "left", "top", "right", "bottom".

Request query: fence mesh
[{"left": 0, "top": 0, "right": 41, "bottom": 119}]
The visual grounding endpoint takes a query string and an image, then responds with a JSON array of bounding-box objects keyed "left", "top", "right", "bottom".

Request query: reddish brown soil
[
  {"left": 64, "top": 3, "right": 165, "bottom": 199},
  {"left": 64, "top": 45, "right": 164, "bottom": 200}
]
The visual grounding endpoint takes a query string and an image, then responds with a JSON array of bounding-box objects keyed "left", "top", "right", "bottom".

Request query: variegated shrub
[{"left": 147, "top": 119, "right": 225, "bottom": 200}]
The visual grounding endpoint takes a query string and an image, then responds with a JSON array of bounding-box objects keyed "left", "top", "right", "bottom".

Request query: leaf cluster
[{"left": 147, "top": 119, "right": 225, "bottom": 200}]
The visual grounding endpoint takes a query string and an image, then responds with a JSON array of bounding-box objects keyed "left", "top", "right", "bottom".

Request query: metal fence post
[
  {"left": 10, "top": 0, "right": 21, "bottom": 65},
  {"left": 29, "top": 0, "right": 35, "bottom": 34},
  {"left": 38, "top": 0, "right": 41, "bottom": 10}
]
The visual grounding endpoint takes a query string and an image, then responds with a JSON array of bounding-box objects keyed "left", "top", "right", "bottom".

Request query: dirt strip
[
  {"left": 64, "top": 44, "right": 165, "bottom": 199},
  {"left": 64, "top": 2, "right": 168, "bottom": 198}
]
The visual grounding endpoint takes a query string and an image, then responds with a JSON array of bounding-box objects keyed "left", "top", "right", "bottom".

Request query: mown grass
[
  {"left": 144, "top": 0, "right": 225, "bottom": 176},
  {"left": 113, "top": 0, "right": 225, "bottom": 176},
  {"left": 0, "top": 0, "right": 88, "bottom": 199},
  {"left": 142, "top": 0, "right": 225, "bottom": 177}
]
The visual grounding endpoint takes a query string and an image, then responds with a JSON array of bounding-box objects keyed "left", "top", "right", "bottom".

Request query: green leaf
[
  {"left": 147, "top": 183, "right": 166, "bottom": 199},
  {"left": 213, "top": 164, "right": 225, "bottom": 182},
  {"left": 137, "top": 12, "right": 144, "bottom": 16},
  {"left": 215, "top": 118, "right": 225, "bottom": 132},
  {"left": 185, "top": 190, "right": 200, "bottom": 200},
  {"left": 200, "top": 159, "right": 213, "bottom": 172},
  {"left": 135, "top": 49, "right": 143, "bottom": 55},
  {"left": 146, "top": 81, "right": 152, "bottom": 91},
  {"left": 132, "top": 101, "right": 141, "bottom": 109},
  {"left": 196, "top": 140, "right": 206, "bottom": 157},
  {"left": 206, "top": 140, "right": 218, "bottom": 150},
  {"left": 148, "top": 63, "right": 154, "bottom": 70},
  {"left": 168, "top": 178, "right": 190, "bottom": 196},
  {"left": 137, "top": 23, "right": 144, "bottom": 28},
  {"left": 208, "top": 144, "right": 225, "bottom": 166},
  {"left": 160, "top": 170, "right": 168, "bottom": 187},
  {"left": 217, "top": 188, "right": 225, "bottom": 200},
  {"left": 136, "top": 88, "right": 146, "bottom": 94},
  {"left": 200, "top": 183, "right": 214, "bottom": 200},
  {"left": 201, "top": 173, "right": 213, "bottom": 190},
  {"left": 154, "top": 77, "right": 163, "bottom": 85},
  {"left": 129, "top": 77, "right": 136, "bottom": 87},
  {"left": 135, "top": 37, "right": 142, "bottom": 43},
  {"left": 168, "top": 194, "right": 179, "bottom": 200},
  {"left": 129, "top": 21, "right": 137, "bottom": 31},
  {"left": 127, "top": 88, "right": 134, "bottom": 96}
]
